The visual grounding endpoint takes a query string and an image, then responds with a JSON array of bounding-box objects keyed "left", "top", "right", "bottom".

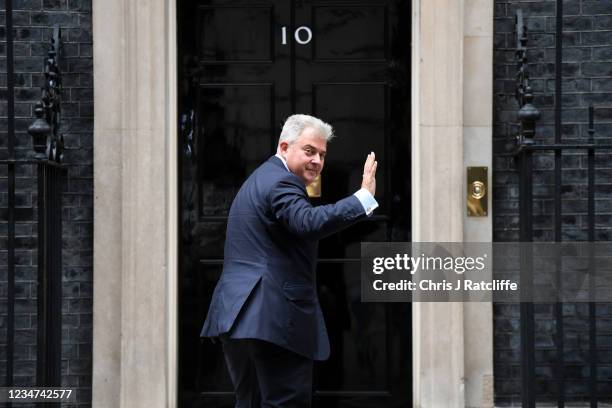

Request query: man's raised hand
[{"left": 361, "top": 152, "right": 377, "bottom": 196}]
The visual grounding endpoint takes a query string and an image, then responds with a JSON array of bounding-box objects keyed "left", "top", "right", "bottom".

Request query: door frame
[{"left": 91, "top": 0, "right": 493, "bottom": 407}]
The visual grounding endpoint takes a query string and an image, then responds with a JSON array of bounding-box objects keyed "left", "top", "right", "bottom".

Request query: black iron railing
[
  {"left": 514, "top": 2, "right": 608, "bottom": 406},
  {"left": 3, "top": 14, "right": 66, "bottom": 404}
]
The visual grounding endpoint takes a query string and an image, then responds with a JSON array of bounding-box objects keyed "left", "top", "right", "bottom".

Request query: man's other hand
[{"left": 361, "top": 152, "right": 377, "bottom": 196}]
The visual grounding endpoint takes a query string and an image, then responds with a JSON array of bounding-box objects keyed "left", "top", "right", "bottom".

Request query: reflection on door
[{"left": 178, "top": 1, "right": 411, "bottom": 406}]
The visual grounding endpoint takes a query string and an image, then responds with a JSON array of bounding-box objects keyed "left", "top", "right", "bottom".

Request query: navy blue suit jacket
[{"left": 200, "top": 156, "right": 367, "bottom": 360}]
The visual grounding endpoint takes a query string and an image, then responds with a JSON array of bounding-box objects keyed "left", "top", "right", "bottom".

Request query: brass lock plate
[
  {"left": 307, "top": 174, "right": 322, "bottom": 198},
  {"left": 467, "top": 166, "right": 488, "bottom": 217}
]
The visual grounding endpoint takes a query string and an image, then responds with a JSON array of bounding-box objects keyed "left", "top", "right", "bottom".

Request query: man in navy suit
[{"left": 201, "top": 114, "right": 378, "bottom": 407}]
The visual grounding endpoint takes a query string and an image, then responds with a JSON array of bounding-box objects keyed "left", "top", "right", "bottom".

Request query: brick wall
[
  {"left": 0, "top": 0, "right": 92, "bottom": 406},
  {"left": 494, "top": 0, "right": 612, "bottom": 405}
]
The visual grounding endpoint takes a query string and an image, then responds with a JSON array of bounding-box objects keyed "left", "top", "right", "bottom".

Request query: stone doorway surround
[
  {"left": 411, "top": 0, "right": 494, "bottom": 406},
  {"left": 91, "top": 0, "right": 493, "bottom": 406}
]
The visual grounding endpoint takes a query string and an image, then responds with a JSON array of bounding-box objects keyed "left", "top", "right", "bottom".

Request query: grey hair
[{"left": 279, "top": 114, "right": 335, "bottom": 145}]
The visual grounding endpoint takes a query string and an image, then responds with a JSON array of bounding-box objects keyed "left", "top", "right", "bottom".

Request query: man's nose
[{"left": 311, "top": 154, "right": 323, "bottom": 164}]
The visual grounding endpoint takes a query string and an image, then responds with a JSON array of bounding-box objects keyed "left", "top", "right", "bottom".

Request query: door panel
[
  {"left": 198, "top": 6, "right": 274, "bottom": 62},
  {"left": 312, "top": 6, "right": 388, "bottom": 61},
  {"left": 312, "top": 83, "right": 388, "bottom": 201},
  {"left": 178, "top": 1, "right": 411, "bottom": 406},
  {"left": 196, "top": 84, "right": 274, "bottom": 216}
]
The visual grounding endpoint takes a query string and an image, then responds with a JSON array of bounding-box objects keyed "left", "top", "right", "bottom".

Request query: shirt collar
[{"left": 275, "top": 153, "right": 290, "bottom": 172}]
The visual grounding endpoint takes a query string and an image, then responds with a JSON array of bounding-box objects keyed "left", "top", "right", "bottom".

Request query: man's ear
[{"left": 279, "top": 141, "right": 289, "bottom": 153}]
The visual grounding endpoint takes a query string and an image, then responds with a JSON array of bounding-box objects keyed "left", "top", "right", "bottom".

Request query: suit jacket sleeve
[{"left": 269, "top": 174, "right": 366, "bottom": 240}]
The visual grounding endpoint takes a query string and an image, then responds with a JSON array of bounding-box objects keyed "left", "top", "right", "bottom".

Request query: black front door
[{"left": 177, "top": 1, "right": 411, "bottom": 406}]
